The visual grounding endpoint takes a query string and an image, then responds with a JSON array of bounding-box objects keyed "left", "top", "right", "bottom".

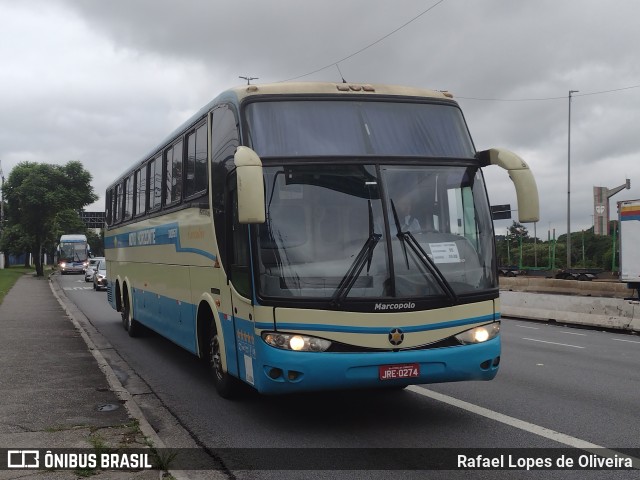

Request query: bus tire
[
  {"left": 121, "top": 294, "right": 129, "bottom": 331},
  {"left": 122, "top": 292, "right": 141, "bottom": 337},
  {"left": 209, "top": 328, "right": 238, "bottom": 399}
]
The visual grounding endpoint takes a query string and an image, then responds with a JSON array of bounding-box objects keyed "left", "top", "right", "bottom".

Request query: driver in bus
[
  {"left": 393, "top": 188, "right": 423, "bottom": 234},
  {"left": 396, "top": 193, "right": 421, "bottom": 233}
]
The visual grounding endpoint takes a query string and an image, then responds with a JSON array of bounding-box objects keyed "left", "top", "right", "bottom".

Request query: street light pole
[
  {"left": 0, "top": 159, "right": 4, "bottom": 228},
  {"left": 0, "top": 160, "right": 4, "bottom": 270},
  {"left": 567, "top": 90, "right": 578, "bottom": 269}
]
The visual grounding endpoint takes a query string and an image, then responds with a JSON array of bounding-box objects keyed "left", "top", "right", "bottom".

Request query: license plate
[{"left": 379, "top": 363, "right": 420, "bottom": 380}]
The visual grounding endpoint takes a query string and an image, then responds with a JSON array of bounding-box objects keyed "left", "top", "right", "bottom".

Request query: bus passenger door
[{"left": 227, "top": 191, "right": 257, "bottom": 387}]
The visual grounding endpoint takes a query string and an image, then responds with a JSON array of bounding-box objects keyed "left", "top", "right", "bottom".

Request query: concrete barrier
[
  {"left": 499, "top": 276, "right": 635, "bottom": 298},
  {"left": 500, "top": 290, "right": 640, "bottom": 332}
]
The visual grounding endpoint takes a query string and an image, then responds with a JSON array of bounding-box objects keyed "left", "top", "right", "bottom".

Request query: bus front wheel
[{"left": 209, "top": 329, "right": 238, "bottom": 399}]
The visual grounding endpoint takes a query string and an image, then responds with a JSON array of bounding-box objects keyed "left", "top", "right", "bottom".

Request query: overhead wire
[
  {"left": 457, "top": 84, "right": 640, "bottom": 102},
  {"left": 574, "top": 84, "right": 640, "bottom": 97},
  {"left": 279, "top": 0, "right": 447, "bottom": 83},
  {"left": 275, "top": 0, "right": 638, "bottom": 102}
]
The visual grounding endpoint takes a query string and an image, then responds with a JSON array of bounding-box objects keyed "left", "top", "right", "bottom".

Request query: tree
[
  {"left": 86, "top": 229, "right": 104, "bottom": 257},
  {"left": 507, "top": 221, "right": 530, "bottom": 240},
  {"left": 2, "top": 161, "right": 97, "bottom": 276},
  {"left": 495, "top": 221, "right": 532, "bottom": 267},
  {"left": 0, "top": 223, "right": 34, "bottom": 263}
]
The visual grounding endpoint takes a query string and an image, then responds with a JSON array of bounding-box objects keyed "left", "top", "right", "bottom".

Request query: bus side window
[
  {"left": 114, "top": 183, "right": 123, "bottom": 223},
  {"left": 211, "top": 104, "right": 240, "bottom": 272},
  {"left": 149, "top": 155, "right": 162, "bottom": 211},
  {"left": 105, "top": 189, "right": 112, "bottom": 226},
  {"left": 194, "top": 124, "right": 207, "bottom": 194},
  {"left": 135, "top": 167, "right": 147, "bottom": 216},
  {"left": 185, "top": 123, "right": 208, "bottom": 199},
  {"left": 124, "top": 174, "right": 134, "bottom": 221},
  {"left": 165, "top": 140, "right": 183, "bottom": 206}
]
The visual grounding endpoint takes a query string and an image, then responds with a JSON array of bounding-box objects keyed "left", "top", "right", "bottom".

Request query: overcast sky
[{"left": 1, "top": 0, "right": 639, "bottom": 237}]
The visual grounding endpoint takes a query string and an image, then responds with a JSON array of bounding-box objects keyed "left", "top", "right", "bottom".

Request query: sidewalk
[{"left": 0, "top": 273, "right": 159, "bottom": 479}]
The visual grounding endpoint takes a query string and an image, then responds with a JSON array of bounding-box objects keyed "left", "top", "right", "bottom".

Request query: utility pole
[
  {"left": 0, "top": 159, "right": 4, "bottom": 228},
  {"left": 567, "top": 90, "right": 578, "bottom": 269},
  {"left": 0, "top": 159, "right": 5, "bottom": 269}
]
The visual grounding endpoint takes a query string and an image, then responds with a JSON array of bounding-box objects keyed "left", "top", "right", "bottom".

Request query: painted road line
[
  {"left": 560, "top": 331, "right": 587, "bottom": 336},
  {"left": 522, "top": 338, "right": 585, "bottom": 349},
  {"left": 407, "top": 386, "right": 640, "bottom": 469},
  {"left": 515, "top": 325, "right": 539, "bottom": 329},
  {"left": 612, "top": 338, "right": 640, "bottom": 344}
]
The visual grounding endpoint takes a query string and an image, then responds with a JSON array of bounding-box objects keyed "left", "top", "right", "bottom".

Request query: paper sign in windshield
[{"left": 428, "top": 242, "right": 461, "bottom": 263}]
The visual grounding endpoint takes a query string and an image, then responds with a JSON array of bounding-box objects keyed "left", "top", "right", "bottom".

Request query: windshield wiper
[
  {"left": 331, "top": 200, "right": 381, "bottom": 307},
  {"left": 390, "top": 199, "right": 458, "bottom": 304}
]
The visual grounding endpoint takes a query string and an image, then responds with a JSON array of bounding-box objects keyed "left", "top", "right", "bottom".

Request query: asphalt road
[{"left": 56, "top": 273, "right": 640, "bottom": 479}]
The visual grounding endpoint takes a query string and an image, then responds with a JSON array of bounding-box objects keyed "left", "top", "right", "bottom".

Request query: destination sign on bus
[{"left": 128, "top": 228, "right": 157, "bottom": 246}]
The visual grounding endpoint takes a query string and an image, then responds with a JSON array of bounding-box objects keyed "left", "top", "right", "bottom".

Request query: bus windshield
[
  {"left": 59, "top": 242, "right": 89, "bottom": 262},
  {"left": 256, "top": 164, "right": 496, "bottom": 303},
  {"left": 245, "top": 100, "right": 475, "bottom": 158}
]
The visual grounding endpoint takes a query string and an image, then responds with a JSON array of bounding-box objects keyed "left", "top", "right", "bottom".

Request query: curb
[{"left": 48, "top": 274, "right": 193, "bottom": 480}]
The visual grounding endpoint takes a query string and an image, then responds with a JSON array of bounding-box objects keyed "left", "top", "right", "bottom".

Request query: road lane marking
[
  {"left": 560, "top": 331, "right": 587, "bottom": 336},
  {"left": 407, "top": 386, "right": 640, "bottom": 469},
  {"left": 612, "top": 338, "right": 640, "bottom": 344},
  {"left": 515, "top": 325, "right": 539, "bottom": 329},
  {"left": 522, "top": 338, "right": 584, "bottom": 349}
]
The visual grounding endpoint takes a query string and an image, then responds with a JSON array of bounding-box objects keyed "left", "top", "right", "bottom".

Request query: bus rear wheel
[
  {"left": 209, "top": 329, "right": 238, "bottom": 398},
  {"left": 121, "top": 293, "right": 140, "bottom": 338}
]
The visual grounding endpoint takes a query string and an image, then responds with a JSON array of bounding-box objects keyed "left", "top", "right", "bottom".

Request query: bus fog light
[
  {"left": 262, "top": 332, "right": 332, "bottom": 352},
  {"left": 454, "top": 322, "right": 500, "bottom": 345}
]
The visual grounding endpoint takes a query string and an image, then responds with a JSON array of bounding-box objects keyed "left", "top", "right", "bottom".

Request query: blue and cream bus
[{"left": 104, "top": 82, "right": 539, "bottom": 397}]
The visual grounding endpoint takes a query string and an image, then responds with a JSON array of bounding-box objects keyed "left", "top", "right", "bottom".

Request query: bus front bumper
[
  {"left": 246, "top": 336, "right": 500, "bottom": 395},
  {"left": 59, "top": 262, "right": 86, "bottom": 274}
]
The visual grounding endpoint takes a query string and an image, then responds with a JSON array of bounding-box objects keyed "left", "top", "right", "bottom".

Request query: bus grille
[{"left": 327, "top": 337, "right": 461, "bottom": 353}]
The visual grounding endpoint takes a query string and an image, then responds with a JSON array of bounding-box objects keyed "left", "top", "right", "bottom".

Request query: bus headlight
[
  {"left": 454, "top": 322, "right": 500, "bottom": 345},
  {"left": 262, "top": 332, "right": 332, "bottom": 352}
]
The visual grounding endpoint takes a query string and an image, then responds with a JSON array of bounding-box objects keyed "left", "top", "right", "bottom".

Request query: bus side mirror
[
  {"left": 234, "top": 146, "right": 266, "bottom": 224},
  {"left": 478, "top": 148, "right": 540, "bottom": 223}
]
